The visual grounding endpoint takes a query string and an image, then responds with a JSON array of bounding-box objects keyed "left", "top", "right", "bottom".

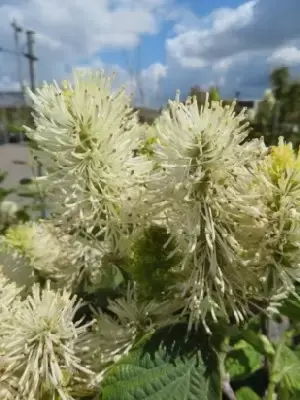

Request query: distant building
[
  {"left": 0, "top": 92, "right": 31, "bottom": 142},
  {"left": 0, "top": 91, "right": 27, "bottom": 110}
]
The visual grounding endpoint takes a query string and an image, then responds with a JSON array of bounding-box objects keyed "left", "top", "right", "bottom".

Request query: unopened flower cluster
[{"left": 0, "top": 70, "right": 299, "bottom": 398}]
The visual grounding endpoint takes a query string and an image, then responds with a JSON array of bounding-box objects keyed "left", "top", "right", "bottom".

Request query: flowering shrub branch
[{"left": 0, "top": 70, "right": 300, "bottom": 399}]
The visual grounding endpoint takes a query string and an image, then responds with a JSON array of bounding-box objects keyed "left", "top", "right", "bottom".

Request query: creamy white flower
[
  {"left": 0, "top": 201, "right": 19, "bottom": 227},
  {"left": 0, "top": 268, "right": 22, "bottom": 311},
  {"left": 3, "top": 222, "right": 82, "bottom": 290},
  {"left": 253, "top": 138, "right": 300, "bottom": 295},
  {"left": 150, "top": 93, "right": 266, "bottom": 330},
  {"left": 2, "top": 220, "right": 129, "bottom": 295},
  {"left": 0, "top": 251, "right": 35, "bottom": 295},
  {"left": 263, "top": 88, "right": 276, "bottom": 105},
  {"left": 26, "top": 70, "right": 153, "bottom": 250},
  {"left": 246, "top": 108, "right": 256, "bottom": 122},
  {"left": 0, "top": 201, "right": 18, "bottom": 215},
  {"left": 0, "top": 275, "right": 30, "bottom": 399},
  {"left": 0, "top": 282, "right": 94, "bottom": 400},
  {"left": 0, "top": 355, "right": 22, "bottom": 400}
]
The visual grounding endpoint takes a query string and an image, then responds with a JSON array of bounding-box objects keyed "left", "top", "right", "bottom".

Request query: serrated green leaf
[
  {"left": 272, "top": 342, "right": 300, "bottom": 393},
  {"left": 101, "top": 324, "right": 221, "bottom": 400},
  {"left": 225, "top": 340, "right": 261, "bottom": 381},
  {"left": 235, "top": 387, "right": 261, "bottom": 400}
]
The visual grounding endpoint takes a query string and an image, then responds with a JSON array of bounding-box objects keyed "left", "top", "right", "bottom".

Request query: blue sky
[
  {"left": 0, "top": 0, "right": 300, "bottom": 107},
  {"left": 99, "top": 0, "right": 246, "bottom": 70}
]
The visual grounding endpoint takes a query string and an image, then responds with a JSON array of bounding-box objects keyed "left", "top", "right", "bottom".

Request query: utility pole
[
  {"left": 11, "top": 20, "right": 24, "bottom": 93},
  {"left": 24, "top": 30, "right": 46, "bottom": 218},
  {"left": 11, "top": 20, "right": 24, "bottom": 142},
  {"left": 24, "top": 30, "right": 37, "bottom": 92}
]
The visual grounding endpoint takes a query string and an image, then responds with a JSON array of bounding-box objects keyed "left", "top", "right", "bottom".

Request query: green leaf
[
  {"left": 225, "top": 340, "right": 261, "bottom": 381},
  {"left": 126, "top": 225, "right": 182, "bottom": 301},
  {"left": 271, "top": 342, "right": 300, "bottom": 393},
  {"left": 101, "top": 324, "right": 221, "bottom": 400},
  {"left": 235, "top": 387, "right": 261, "bottom": 400},
  {"left": 290, "top": 391, "right": 300, "bottom": 400},
  {"left": 240, "top": 330, "right": 275, "bottom": 357},
  {"left": 15, "top": 209, "right": 30, "bottom": 222},
  {"left": 280, "top": 295, "right": 300, "bottom": 322}
]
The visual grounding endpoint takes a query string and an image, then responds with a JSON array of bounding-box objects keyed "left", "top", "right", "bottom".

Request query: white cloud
[
  {"left": 269, "top": 46, "right": 300, "bottom": 66},
  {"left": 166, "top": 0, "right": 257, "bottom": 68},
  {"left": 163, "top": 0, "right": 300, "bottom": 101},
  {"left": 1, "top": 0, "right": 300, "bottom": 107},
  {"left": 167, "top": 0, "right": 300, "bottom": 66},
  {"left": 0, "top": 0, "right": 173, "bottom": 97},
  {"left": 210, "top": 1, "right": 255, "bottom": 33}
]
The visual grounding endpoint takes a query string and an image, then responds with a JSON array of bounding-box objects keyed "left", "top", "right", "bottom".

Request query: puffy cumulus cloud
[
  {"left": 269, "top": 46, "right": 300, "bottom": 67},
  {"left": 165, "top": 0, "right": 300, "bottom": 100},
  {"left": 0, "top": 0, "right": 172, "bottom": 100},
  {"left": 1, "top": 0, "right": 300, "bottom": 108}
]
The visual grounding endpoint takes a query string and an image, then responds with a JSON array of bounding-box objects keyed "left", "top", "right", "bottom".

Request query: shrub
[{"left": 0, "top": 71, "right": 299, "bottom": 399}]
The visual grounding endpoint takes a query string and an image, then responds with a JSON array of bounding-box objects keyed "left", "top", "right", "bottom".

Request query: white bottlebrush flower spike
[
  {"left": 0, "top": 275, "right": 22, "bottom": 399},
  {"left": 0, "top": 69, "right": 296, "bottom": 398},
  {"left": 150, "top": 93, "right": 267, "bottom": 330},
  {"left": 253, "top": 137, "right": 300, "bottom": 297},
  {"left": 2, "top": 220, "right": 126, "bottom": 295},
  {"left": 0, "top": 282, "right": 94, "bottom": 400},
  {"left": 0, "top": 355, "right": 22, "bottom": 400},
  {"left": 2, "top": 221, "right": 81, "bottom": 290},
  {"left": 26, "top": 70, "right": 153, "bottom": 250}
]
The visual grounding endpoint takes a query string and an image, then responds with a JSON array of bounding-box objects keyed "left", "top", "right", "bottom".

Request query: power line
[
  {"left": 0, "top": 45, "right": 21, "bottom": 56},
  {"left": 0, "top": 27, "right": 39, "bottom": 87}
]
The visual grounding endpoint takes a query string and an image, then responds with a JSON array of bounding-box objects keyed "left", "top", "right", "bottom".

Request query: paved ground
[{"left": 0, "top": 142, "right": 34, "bottom": 206}]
